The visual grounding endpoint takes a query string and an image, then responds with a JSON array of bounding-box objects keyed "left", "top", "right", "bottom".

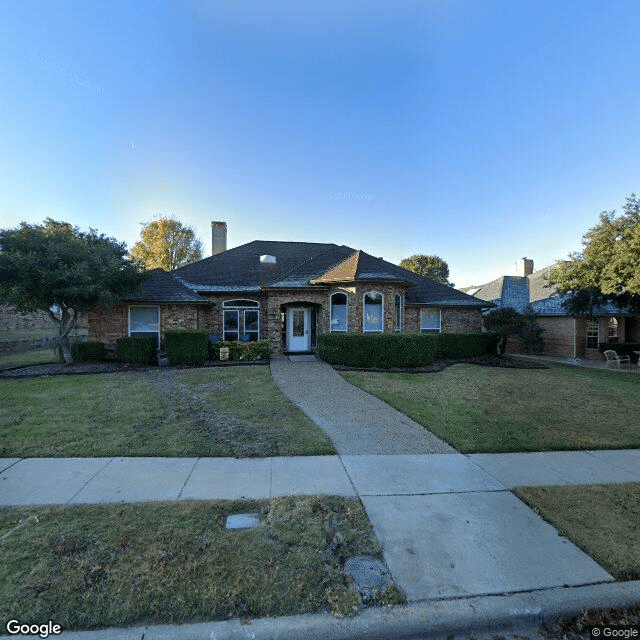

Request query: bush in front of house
[
  {"left": 317, "top": 333, "right": 439, "bottom": 368},
  {"left": 71, "top": 340, "right": 105, "bottom": 362},
  {"left": 116, "top": 336, "right": 157, "bottom": 364},
  {"left": 437, "top": 332, "right": 499, "bottom": 358},
  {"left": 208, "top": 339, "right": 272, "bottom": 361},
  {"left": 165, "top": 329, "right": 209, "bottom": 365}
]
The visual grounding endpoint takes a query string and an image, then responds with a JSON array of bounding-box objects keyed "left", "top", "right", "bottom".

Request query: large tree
[
  {"left": 548, "top": 194, "right": 640, "bottom": 313},
  {"left": 130, "top": 218, "right": 203, "bottom": 271},
  {"left": 0, "top": 219, "right": 145, "bottom": 364},
  {"left": 399, "top": 254, "right": 453, "bottom": 286}
]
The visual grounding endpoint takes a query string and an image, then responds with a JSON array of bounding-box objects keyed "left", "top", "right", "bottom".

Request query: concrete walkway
[{"left": 2, "top": 356, "right": 640, "bottom": 639}]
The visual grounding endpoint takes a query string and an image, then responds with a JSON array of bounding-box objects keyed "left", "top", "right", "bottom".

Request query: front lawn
[
  {"left": 515, "top": 483, "right": 640, "bottom": 580},
  {"left": 0, "top": 496, "right": 403, "bottom": 632},
  {"left": 341, "top": 363, "right": 640, "bottom": 452},
  {"left": 0, "top": 367, "right": 335, "bottom": 457}
]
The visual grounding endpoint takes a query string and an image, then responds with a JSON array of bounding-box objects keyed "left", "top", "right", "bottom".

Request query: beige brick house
[
  {"left": 465, "top": 258, "right": 640, "bottom": 359},
  {"left": 88, "top": 223, "right": 490, "bottom": 355}
]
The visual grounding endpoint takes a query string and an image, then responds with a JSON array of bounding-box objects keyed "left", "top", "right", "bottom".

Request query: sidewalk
[{"left": 2, "top": 355, "right": 639, "bottom": 638}]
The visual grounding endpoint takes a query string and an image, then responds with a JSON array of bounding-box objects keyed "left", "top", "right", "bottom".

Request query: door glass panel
[{"left": 292, "top": 310, "right": 305, "bottom": 337}]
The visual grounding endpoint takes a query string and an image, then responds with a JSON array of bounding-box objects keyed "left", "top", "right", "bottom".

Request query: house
[
  {"left": 88, "top": 222, "right": 491, "bottom": 355},
  {"left": 464, "top": 258, "right": 640, "bottom": 359}
]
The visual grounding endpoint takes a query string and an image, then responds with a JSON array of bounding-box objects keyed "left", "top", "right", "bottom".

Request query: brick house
[
  {"left": 88, "top": 222, "right": 490, "bottom": 355},
  {"left": 465, "top": 258, "right": 640, "bottom": 359}
]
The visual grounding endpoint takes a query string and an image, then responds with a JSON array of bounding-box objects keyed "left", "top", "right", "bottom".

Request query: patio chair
[{"left": 603, "top": 350, "right": 631, "bottom": 367}]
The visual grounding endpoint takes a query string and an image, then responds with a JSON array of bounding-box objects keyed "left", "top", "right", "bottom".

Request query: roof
[
  {"left": 468, "top": 266, "right": 630, "bottom": 316},
  {"left": 168, "top": 240, "right": 489, "bottom": 308},
  {"left": 125, "top": 269, "right": 210, "bottom": 304}
]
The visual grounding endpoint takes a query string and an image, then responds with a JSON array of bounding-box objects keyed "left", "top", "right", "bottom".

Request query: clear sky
[{"left": 2, "top": 0, "right": 640, "bottom": 288}]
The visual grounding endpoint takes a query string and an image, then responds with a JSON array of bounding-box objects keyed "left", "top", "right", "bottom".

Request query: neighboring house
[
  {"left": 464, "top": 258, "right": 640, "bottom": 359},
  {"left": 88, "top": 222, "right": 490, "bottom": 355}
]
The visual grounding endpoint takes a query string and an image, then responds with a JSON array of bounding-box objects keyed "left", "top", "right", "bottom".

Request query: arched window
[
  {"left": 330, "top": 292, "right": 348, "bottom": 332},
  {"left": 223, "top": 299, "right": 259, "bottom": 342},
  {"left": 394, "top": 294, "right": 403, "bottom": 331},
  {"left": 363, "top": 292, "right": 383, "bottom": 332}
]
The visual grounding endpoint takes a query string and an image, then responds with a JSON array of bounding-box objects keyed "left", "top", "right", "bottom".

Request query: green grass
[
  {"left": 0, "top": 496, "right": 403, "bottom": 632},
  {"left": 515, "top": 483, "right": 640, "bottom": 580},
  {"left": 0, "top": 348, "right": 57, "bottom": 370},
  {"left": 0, "top": 367, "right": 335, "bottom": 457},
  {"left": 341, "top": 363, "right": 640, "bottom": 452}
]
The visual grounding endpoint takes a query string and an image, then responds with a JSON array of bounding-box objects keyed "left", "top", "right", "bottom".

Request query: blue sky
[{"left": 2, "top": 0, "right": 640, "bottom": 287}]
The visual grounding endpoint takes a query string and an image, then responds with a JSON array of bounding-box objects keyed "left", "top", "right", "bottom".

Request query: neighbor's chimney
[
  {"left": 211, "top": 221, "right": 227, "bottom": 256},
  {"left": 515, "top": 257, "right": 534, "bottom": 277}
]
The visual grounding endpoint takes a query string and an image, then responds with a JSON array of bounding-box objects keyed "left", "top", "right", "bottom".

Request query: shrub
[
  {"left": 165, "top": 329, "right": 208, "bottom": 366},
  {"left": 437, "top": 332, "right": 498, "bottom": 358},
  {"left": 71, "top": 340, "right": 105, "bottom": 362},
  {"left": 208, "top": 339, "right": 272, "bottom": 361},
  {"left": 317, "top": 333, "right": 439, "bottom": 368},
  {"left": 116, "top": 336, "right": 157, "bottom": 364}
]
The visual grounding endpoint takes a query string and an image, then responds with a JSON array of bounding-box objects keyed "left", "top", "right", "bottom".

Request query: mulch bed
[{"left": 331, "top": 354, "right": 549, "bottom": 374}]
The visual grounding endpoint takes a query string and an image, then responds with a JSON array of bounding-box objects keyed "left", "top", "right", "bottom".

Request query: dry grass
[
  {"left": 515, "top": 483, "right": 640, "bottom": 580},
  {"left": 341, "top": 363, "right": 640, "bottom": 452},
  {"left": 0, "top": 496, "right": 403, "bottom": 631},
  {"left": 0, "top": 367, "right": 334, "bottom": 457}
]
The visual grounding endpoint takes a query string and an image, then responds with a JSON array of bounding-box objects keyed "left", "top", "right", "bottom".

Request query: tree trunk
[{"left": 49, "top": 305, "right": 77, "bottom": 365}]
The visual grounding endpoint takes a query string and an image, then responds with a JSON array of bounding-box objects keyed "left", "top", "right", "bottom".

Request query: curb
[{"left": 53, "top": 581, "right": 640, "bottom": 639}]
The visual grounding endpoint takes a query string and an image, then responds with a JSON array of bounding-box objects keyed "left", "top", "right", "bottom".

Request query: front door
[{"left": 287, "top": 307, "right": 311, "bottom": 352}]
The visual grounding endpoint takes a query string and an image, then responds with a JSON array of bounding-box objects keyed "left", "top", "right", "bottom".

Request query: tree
[
  {"left": 130, "top": 218, "right": 203, "bottom": 271},
  {"left": 548, "top": 194, "right": 640, "bottom": 313},
  {"left": 0, "top": 219, "right": 145, "bottom": 364},
  {"left": 399, "top": 254, "right": 453, "bottom": 286},
  {"left": 483, "top": 306, "right": 544, "bottom": 355}
]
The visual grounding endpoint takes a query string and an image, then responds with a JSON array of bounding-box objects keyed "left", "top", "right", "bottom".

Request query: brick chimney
[
  {"left": 515, "top": 257, "right": 534, "bottom": 277},
  {"left": 211, "top": 221, "right": 227, "bottom": 256}
]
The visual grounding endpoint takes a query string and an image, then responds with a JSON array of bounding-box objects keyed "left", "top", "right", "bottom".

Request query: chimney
[
  {"left": 515, "top": 257, "right": 534, "bottom": 277},
  {"left": 211, "top": 221, "right": 227, "bottom": 256}
]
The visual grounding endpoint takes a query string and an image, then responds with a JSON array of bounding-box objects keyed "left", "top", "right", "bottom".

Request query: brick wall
[{"left": 404, "top": 306, "right": 484, "bottom": 334}]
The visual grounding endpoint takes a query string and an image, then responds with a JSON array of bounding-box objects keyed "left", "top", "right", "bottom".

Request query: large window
[
  {"left": 586, "top": 319, "right": 599, "bottom": 349},
  {"left": 394, "top": 294, "right": 403, "bottom": 331},
  {"left": 420, "top": 308, "right": 441, "bottom": 333},
  {"left": 129, "top": 306, "right": 160, "bottom": 347},
  {"left": 223, "top": 300, "right": 259, "bottom": 342},
  {"left": 330, "top": 292, "right": 348, "bottom": 332},
  {"left": 363, "top": 292, "right": 383, "bottom": 332}
]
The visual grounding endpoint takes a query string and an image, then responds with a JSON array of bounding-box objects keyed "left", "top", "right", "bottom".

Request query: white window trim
[
  {"left": 363, "top": 291, "right": 384, "bottom": 333},
  {"left": 223, "top": 300, "right": 260, "bottom": 341},
  {"left": 128, "top": 305, "right": 160, "bottom": 347},
  {"left": 420, "top": 307, "right": 442, "bottom": 334},
  {"left": 330, "top": 291, "right": 348, "bottom": 333}
]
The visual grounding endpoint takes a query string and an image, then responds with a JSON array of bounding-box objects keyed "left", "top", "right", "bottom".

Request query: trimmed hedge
[
  {"left": 71, "top": 340, "right": 105, "bottom": 362},
  {"left": 116, "top": 336, "right": 157, "bottom": 365},
  {"left": 208, "top": 339, "right": 272, "bottom": 362},
  {"left": 165, "top": 329, "right": 208, "bottom": 366},
  {"left": 317, "top": 332, "right": 498, "bottom": 368},
  {"left": 599, "top": 342, "right": 640, "bottom": 363}
]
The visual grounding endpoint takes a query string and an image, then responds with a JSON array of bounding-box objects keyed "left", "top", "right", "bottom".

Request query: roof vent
[{"left": 260, "top": 254, "right": 277, "bottom": 265}]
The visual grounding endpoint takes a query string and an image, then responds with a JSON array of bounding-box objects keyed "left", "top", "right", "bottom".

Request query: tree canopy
[
  {"left": 548, "top": 194, "right": 640, "bottom": 313},
  {"left": 0, "top": 218, "right": 145, "bottom": 363},
  {"left": 399, "top": 254, "right": 453, "bottom": 286},
  {"left": 130, "top": 218, "right": 203, "bottom": 271}
]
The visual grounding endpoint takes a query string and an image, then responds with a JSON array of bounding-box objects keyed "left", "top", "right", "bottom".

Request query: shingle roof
[
  {"left": 168, "top": 241, "right": 489, "bottom": 308},
  {"left": 125, "top": 269, "right": 210, "bottom": 304}
]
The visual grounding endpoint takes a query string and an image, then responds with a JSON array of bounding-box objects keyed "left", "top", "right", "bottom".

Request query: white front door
[{"left": 287, "top": 307, "right": 311, "bottom": 352}]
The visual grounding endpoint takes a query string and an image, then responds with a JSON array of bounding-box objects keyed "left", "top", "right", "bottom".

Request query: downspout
[{"left": 573, "top": 317, "right": 577, "bottom": 358}]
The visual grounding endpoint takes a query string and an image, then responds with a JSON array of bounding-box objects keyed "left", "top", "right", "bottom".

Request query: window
[
  {"left": 363, "top": 292, "right": 383, "bottom": 332},
  {"left": 223, "top": 300, "right": 259, "bottom": 341},
  {"left": 608, "top": 317, "right": 618, "bottom": 341},
  {"left": 420, "top": 308, "right": 441, "bottom": 333},
  {"left": 586, "top": 319, "right": 599, "bottom": 349},
  {"left": 394, "top": 294, "right": 403, "bottom": 331},
  {"left": 129, "top": 306, "right": 160, "bottom": 347},
  {"left": 330, "top": 292, "right": 348, "bottom": 332}
]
